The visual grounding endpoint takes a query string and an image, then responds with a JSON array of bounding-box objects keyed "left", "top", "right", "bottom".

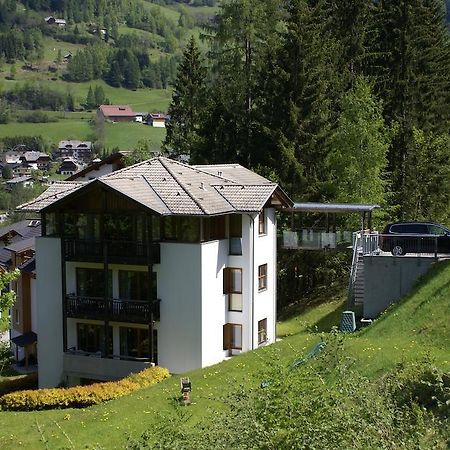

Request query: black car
[{"left": 380, "top": 222, "right": 450, "bottom": 256}]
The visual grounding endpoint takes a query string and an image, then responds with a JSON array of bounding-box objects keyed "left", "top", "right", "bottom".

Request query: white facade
[
  {"left": 36, "top": 210, "right": 277, "bottom": 387},
  {"left": 27, "top": 156, "right": 291, "bottom": 387}
]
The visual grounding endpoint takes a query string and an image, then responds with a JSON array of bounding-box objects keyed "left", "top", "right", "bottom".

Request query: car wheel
[{"left": 392, "top": 245, "right": 406, "bottom": 256}]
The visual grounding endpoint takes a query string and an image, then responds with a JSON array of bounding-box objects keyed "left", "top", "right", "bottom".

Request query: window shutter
[
  {"left": 223, "top": 268, "right": 230, "bottom": 294},
  {"left": 223, "top": 324, "right": 231, "bottom": 350}
]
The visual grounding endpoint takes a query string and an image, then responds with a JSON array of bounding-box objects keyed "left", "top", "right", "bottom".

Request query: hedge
[
  {"left": 0, "top": 366, "right": 170, "bottom": 411},
  {"left": 0, "top": 373, "right": 38, "bottom": 396}
]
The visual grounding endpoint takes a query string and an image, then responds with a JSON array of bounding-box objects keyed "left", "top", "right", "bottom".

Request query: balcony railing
[
  {"left": 279, "top": 229, "right": 353, "bottom": 250},
  {"left": 65, "top": 295, "right": 161, "bottom": 324},
  {"left": 64, "top": 239, "right": 160, "bottom": 264},
  {"left": 355, "top": 232, "right": 444, "bottom": 257}
]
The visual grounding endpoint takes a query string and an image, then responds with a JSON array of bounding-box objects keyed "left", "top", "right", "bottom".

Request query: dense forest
[{"left": 165, "top": 0, "right": 450, "bottom": 225}]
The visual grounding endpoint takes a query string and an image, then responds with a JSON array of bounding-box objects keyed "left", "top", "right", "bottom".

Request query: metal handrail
[
  {"left": 346, "top": 232, "right": 361, "bottom": 309},
  {"left": 359, "top": 233, "right": 441, "bottom": 258}
]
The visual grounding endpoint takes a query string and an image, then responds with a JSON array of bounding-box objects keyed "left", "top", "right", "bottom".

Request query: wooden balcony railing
[
  {"left": 64, "top": 239, "right": 160, "bottom": 264},
  {"left": 65, "top": 295, "right": 161, "bottom": 324}
]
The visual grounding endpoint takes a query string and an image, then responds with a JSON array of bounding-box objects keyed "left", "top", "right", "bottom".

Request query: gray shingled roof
[
  {"left": 17, "top": 181, "right": 85, "bottom": 212},
  {"left": 17, "top": 157, "right": 291, "bottom": 215}
]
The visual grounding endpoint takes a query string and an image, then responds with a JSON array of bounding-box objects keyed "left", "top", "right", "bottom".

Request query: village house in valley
[
  {"left": 97, "top": 105, "right": 136, "bottom": 123},
  {"left": 18, "top": 157, "right": 292, "bottom": 388}
]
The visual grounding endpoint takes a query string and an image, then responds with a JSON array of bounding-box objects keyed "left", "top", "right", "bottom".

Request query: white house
[{"left": 18, "top": 157, "right": 292, "bottom": 388}]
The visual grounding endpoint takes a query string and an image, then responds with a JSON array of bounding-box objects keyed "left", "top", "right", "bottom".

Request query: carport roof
[{"left": 285, "top": 202, "right": 380, "bottom": 214}]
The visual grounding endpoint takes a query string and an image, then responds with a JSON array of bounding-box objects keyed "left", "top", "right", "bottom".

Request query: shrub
[
  {"left": 0, "top": 366, "right": 169, "bottom": 411},
  {"left": 17, "top": 111, "right": 58, "bottom": 123},
  {"left": 0, "top": 373, "right": 38, "bottom": 396}
]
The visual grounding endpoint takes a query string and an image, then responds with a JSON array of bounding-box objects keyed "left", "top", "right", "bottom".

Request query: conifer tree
[
  {"left": 372, "top": 0, "right": 450, "bottom": 218},
  {"left": 164, "top": 37, "right": 207, "bottom": 159},
  {"left": 86, "top": 85, "right": 95, "bottom": 109},
  {"left": 94, "top": 85, "right": 105, "bottom": 107}
]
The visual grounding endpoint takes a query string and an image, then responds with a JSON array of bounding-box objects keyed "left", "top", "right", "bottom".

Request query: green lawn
[
  {"left": 41, "top": 36, "right": 85, "bottom": 63},
  {"left": 104, "top": 122, "right": 166, "bottom": 151},
  {"left": 0, "top": 261, "right": 448, "bottom": 449},
  {"left": 0, "top": 120, "right": 93, "bottom": 143},
  {"left": 0, "top": 119, "right": 166, "bottom": 152}
]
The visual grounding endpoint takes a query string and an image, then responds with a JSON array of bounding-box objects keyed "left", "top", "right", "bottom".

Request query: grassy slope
[
  {"left": 0, "top": 260, "right": 449, "bottom": 449},
  {"left": 104, "top": 122, "right": 166, "bottom": 151}
]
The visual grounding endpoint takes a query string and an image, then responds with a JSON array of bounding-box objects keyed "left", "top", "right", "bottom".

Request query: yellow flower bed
[{"left": 0, "top": 366, "right": 170, "bottom": 411}]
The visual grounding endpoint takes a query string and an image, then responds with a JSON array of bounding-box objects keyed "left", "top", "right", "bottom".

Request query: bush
[
  {"left": 17, "top": 111, "right": 58, "bottom": 123},
  {"left": 0, "top": 373, "right": 38, "bottom": 396},
  {"left": 0, "top": 366, "right": 169, "bottom": 411}
]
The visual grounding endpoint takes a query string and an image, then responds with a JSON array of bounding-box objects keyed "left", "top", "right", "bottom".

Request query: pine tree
[
  {"left": 197, "top": 0, "right": 285, "bottom": 166},
  {"left": 66, "top": 93, "right": 75, "bottom": 111},
  {"left": 94, "top": 85, "right": 105, "bottom": 107},
  {"left": 107, "top": 60, "right": 123, "bottom": 87},
  {"left": 402, "top": 128, "right": 450, "bottom": 223},
  {"left": 123, "top": 51, "right": 141, "bottom": 89},
  {"left": 267, "top": 0, "right": 343, "bottom": 199},
  {"left": 163, "top": 37, "right": 207, "bottom": 159},
  {"left": 86, "top": 85, "right": 95, "bottom": 109},
  {"left": 372, "top": 0, "right": 450, "bottom": 218}
]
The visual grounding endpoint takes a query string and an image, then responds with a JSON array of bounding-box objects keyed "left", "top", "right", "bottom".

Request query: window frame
[
  {"left": 258, "top": 264, "right": 268, "bottom": 292},
  {"left": 223, "top": 323, "right": 243, "bottom": 350},
  {"left": 258, "top": 210, "right": 266, "bottom": 235},
  {"left": 223, "top": 267, "right": 243, "bottom": 312},
  {"left": 258, "top": 318, "right": 267, "bottom": 345}
]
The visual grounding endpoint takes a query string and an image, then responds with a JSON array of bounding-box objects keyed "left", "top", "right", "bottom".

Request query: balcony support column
[
  {"left": 102, "top": 190, "right": 111, "bottom": 358},
  {"left": 146, "top": 213, "right": 154, "bottom": 363},
  {"left": 59, "top": 211, "right": 68, "bottom": 353}
]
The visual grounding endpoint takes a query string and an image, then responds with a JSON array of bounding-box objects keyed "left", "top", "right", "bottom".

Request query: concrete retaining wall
[{"left": 363, "top": 256, "right": 436, "bottom": 319}]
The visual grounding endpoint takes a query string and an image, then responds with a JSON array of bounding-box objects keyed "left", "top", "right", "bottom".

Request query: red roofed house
[{"left": 97, "top": 105, "right": 136, "bottom": 123}]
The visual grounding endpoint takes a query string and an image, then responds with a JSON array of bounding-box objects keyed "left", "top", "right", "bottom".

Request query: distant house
[
  {"left": 44, "top": 16, "right": 66, "bottom": 27},
  {"left": 147, "top": 113, "right": 170, "bottom": 128},
  {"left": 20, "top": 152, "right": 52, "bottom": 171},
  {"left": 135, "top": 112, "right": 147, "bottom": 123},
  {"left": 57, "top": 140, "right": 92, "bottom": 161},
  {"left": 13, "top": 164, "right": 32, "bottom": 177},
  {"left": 66, "top": 151, "right": 127, "bottom": 181},
  {"left": 97, "top": 105, "right": 136, "bottom": 123},
  {"left": 6, "top": 176, "right": 33, "bottom": 191},
  {"left": 3, "top": 151, "right": 22, "bottom": 165},
  {"left": 58, "top": 158, "right": 80, "bottom": 176}
]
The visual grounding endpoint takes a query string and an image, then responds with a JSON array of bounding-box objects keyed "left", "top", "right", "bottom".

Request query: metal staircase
[{"left": 347, "top": 232, "right": 367, "bottom": 316}]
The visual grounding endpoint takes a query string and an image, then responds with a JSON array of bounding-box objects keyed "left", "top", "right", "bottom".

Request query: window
[
  {"left": 162, "top": 217, "right": 201, "bottom": 242},
  {"left": 224, "top": 268, "right": 243, "bottom": 311},
  {"left": 120, "top": 327, "right": 149, "bottom": 359},
  {"left": 119, "top": 270, "right": 155, "bottom": 301},
  {"left": 223, "top": 323, "right": 242, "bottom": 350},
  {"left": 119, "top": 327, "right": 158, "bottom": 362},
  {"left": 77, "top": 323, "right": 112, "bottom": 355},
  {"left": 14, "top": 309, "right": 20, "bottom": 325},
  {"left": 203, "top": 216, "right": 226, "bottom": 241},
  {"left": 76, "top": 268, "right": 112, "bottom": 298},
  {"left": 258, "top": 264, "right": 267, "bottom": 291},
  {"left": 428, "top": 225, "right": 448, "bottom": 235},
  {"left": 229, "top": 215, "right": 242, "bottom": 255},
  {"left": 258, "top": 210, "right": 266, "bottom": 235},
  {"left": 258, "top": 319, "right": 267, "bottom": 345}
]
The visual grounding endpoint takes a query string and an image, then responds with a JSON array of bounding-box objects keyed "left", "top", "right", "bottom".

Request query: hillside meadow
[{"left": 0, "top": 260, "right": 448, "bottom": 449}]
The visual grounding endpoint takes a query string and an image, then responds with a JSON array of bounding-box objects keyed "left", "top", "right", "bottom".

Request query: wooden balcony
[
  {"left": 63, "top": 239, "right": 160, "bottom": 264},
  {"left": 65, "top": 295, "right": 160, "bottom": 324}
]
